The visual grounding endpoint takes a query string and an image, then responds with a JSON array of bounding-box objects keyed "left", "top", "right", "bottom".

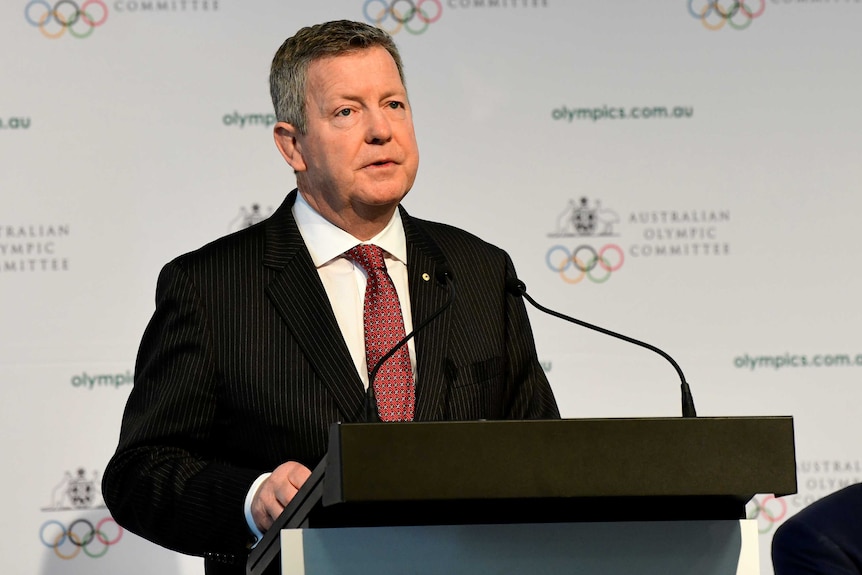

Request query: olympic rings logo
[
  {"left": 687, "top": 0, "right": 765, "bottom": 31},
  {"left": 25, "top": 0, "right": 109, "bottom": 39},
  {"left": 746, "top": 495, "right": 787, "bottom": 534},
  {"left": 546, "top": 244, "right": 624, "bottom": 285},
  {"left": 363, "top": 0, "right": 443, "bottom": 35},
  {"left": 39, "top": 517, "right": 123, "bottom": 559}
]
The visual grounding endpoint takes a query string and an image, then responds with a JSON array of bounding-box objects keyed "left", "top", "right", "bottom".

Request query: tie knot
[{"left": 347, "top": 244, "right": 387, "bottom": 273}]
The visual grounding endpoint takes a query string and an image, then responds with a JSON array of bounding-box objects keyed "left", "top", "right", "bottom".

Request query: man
[
  {"left": 103, "top": 20, "right": 559, "bottom": 574},
  {"left": 772, "top": 484, "right": 862, "bottom": 574}
]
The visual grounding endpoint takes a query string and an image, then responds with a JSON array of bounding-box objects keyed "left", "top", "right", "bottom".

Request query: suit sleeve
[{"left": 102, "top": 260, "right": 260, "bottom": 560}]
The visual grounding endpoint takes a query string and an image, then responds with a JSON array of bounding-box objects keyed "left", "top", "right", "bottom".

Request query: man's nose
[{"left": 365, "top": 108, "right": 393, "bottom": 144}]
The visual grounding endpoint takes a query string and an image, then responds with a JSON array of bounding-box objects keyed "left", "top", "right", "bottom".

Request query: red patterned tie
[{"left": 346, "top": 244, "right": 415, "bottom": 422}]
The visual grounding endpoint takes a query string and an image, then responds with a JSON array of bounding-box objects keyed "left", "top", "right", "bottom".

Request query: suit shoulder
[
  {"left": 168, "top": 220, "right": 267, "bottom": 274},
  {"left": 409, "top": 216, "right": 506, "bottom": 259}
]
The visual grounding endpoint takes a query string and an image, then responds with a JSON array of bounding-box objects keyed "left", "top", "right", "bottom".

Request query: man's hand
[{"left": 250, "top": 461, "right": 312, "bottom": 533}]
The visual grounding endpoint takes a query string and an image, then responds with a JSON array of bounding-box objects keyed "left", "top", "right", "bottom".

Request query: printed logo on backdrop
[
  {"left": 112, "top": 0, "right": 219, "bottom": 12},
  {"left": 229, "top": 204, "right": 274, "bottom": 232},
  {"left": 0, "top": 115, "right": 32, "bottom": 130},
  {"left": 546, "top": 198, "right": 624, "bottom": 285},
  {"left": 746, "top": 494, "right": 787, "bottom": 533},
  {"left": 25, "top": 0, "right": 109, "bottom": 39},
  {"left": 1, "top": 223, "right": 71, "bottom": 273},
  {"left": 688, "top": 0, "right": 766, "bottom": 31},
  {"left": 747, "top": 460, "right": 862, "bottom": 535},
  {"left": 40, "top": 468, "right": 124, "bottom": 560},
  {"left": 363, "top": 0, "right": 443, "bottom": 35},
  {"left": 630, "top": 208, "right": 730, "bottom": 259},
  {"left": 71, "top": 370, "right": 133, "bottom": 390},
  {"left": 362, "top": 0, "right": 549, "bottom": 35},
  {"left": 793, "top": 459, "right": 862, "bottom": 510},
  {"left": 223, "top": 111, "right": 276, "bottom": 129},
  {"left": 551, "top": 105, "right": 694, "bottom": 124},
  {"left": 544, "top": 198, "right": 731, "bottom": 286},
  {"left": 734, "top": 352, "right": 862, "bottom": 373},
  {"left": 25, "top": 0, "right": 219, "bottom": 39}
]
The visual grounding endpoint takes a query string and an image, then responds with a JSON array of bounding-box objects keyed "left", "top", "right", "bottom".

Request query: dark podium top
[{"left": 248, "top": 416, "right": 796, "bottom": 575}]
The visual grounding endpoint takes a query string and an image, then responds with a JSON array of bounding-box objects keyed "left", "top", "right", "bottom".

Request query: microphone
[
  {"left": 505, "top": 277, "right": 697, "bottom": 418},
  {"left": 362, "top": 265, "right": 456, "bottom": 422}
]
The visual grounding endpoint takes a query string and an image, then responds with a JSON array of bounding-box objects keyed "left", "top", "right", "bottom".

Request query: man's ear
[{"left": 273, "top": 121, "right": 306, "bottom": 172}]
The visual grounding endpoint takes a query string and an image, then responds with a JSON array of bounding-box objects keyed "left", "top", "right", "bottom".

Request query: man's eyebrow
[
  {"left": 379, "top": 88, "right": 407, "bottom": 99},
  {"left": 329, "top": 87, "right": 407, "bottom": 102},
  {"left": 332, "top": 94, "right": 365, "bottom": 103}
]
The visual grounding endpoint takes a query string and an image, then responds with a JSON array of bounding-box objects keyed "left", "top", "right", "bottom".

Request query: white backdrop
[{"left": 2, "top": 1, "right": 861, "bottom": 573}]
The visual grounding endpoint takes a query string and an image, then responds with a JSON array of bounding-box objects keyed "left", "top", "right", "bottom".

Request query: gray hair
[{"left": 269, "top": 20, "right": 406, "bottom": 134}]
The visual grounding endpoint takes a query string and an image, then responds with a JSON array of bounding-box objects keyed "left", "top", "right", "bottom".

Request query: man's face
[{"left": 275, "top": 46, "right": 420, "bottom": 236}]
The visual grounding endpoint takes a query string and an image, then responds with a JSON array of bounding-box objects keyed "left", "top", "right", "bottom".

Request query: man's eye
[
  {"left": 388, "top": 101, "right": 404, "bottom": 110},
  {"left": 337, "top": 109, "right": 352, "bottom": 117}
]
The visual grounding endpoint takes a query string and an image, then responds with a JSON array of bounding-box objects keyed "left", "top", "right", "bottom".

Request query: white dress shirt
[
  {"left": 244, "top": 192, "right": 416, "bottom": 541},
  {"left": 292, "top": 191, "right": 416, "bottom": 386}
]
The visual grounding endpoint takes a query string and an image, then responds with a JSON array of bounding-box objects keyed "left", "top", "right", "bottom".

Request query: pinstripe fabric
[{"left": 102, "top": 190, "right": 559, "bottom": 573}]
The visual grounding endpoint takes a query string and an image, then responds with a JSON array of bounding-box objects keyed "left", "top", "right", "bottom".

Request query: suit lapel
[
  {"left": 402, "top": 210, "right": 453, "bottom": 421},
  {"left": 263, "top": 191, "right": 365, "bottom": 421}
]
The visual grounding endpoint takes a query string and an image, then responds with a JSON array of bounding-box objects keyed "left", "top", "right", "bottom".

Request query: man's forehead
[
  {"left": 306, "top": 48, "right": 406, "bottom": 98},
  {"left": 308, "top": 47, "right": 396, "bottom": 73}
]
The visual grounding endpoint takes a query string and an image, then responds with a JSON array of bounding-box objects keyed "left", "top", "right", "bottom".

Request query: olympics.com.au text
[{"left": 735, "top": 353, "right": 862, "bottom": 371}]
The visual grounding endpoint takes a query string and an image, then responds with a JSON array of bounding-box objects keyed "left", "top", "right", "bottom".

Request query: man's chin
[
  {"left": 355, "top": 185, "right": 411, "bottom": 209},
  {"left": 354, "top": 199, "right": 401, "bottom": 218}
]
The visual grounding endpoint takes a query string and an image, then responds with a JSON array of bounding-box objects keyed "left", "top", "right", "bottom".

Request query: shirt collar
[{"left": 292, "top": 191, "right": 407, "bottom": 268}]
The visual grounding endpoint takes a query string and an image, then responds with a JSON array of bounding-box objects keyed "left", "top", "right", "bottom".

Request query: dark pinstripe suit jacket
[{"left": 103, "top": 190, "right": 559, "bottom": 571}]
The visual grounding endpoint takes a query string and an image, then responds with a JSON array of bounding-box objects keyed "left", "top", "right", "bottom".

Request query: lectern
[{"left": 247, "top": 416, "right": 796, "bottom": 575}]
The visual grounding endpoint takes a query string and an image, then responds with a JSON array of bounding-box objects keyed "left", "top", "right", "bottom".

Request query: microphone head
[
  {"left": 435, "top": 263, "right": 454, "bottom": 285},
  {"left": 505, "top": 277, "right": 526, "bottom": 296}
]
